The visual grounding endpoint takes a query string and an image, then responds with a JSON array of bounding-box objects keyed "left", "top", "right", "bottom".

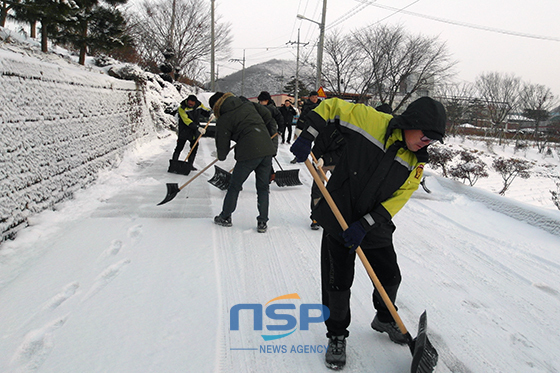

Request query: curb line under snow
[{"left": 436, "top": 177, "right": 560, "bottom": 237}]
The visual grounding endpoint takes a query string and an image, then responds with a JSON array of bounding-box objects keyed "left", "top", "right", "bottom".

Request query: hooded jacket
[
  {"left": 213, "top": 93, "right": 276, "bottom": 162},
  {"left": 300, "top": 97, "right": 446, "bottom": 247}
]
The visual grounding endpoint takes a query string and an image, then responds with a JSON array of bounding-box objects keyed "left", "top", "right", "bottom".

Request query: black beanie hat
[
  {"left": 186, "top": 94, "right": 197, "bottom": 102},
  {"left": 399, "top": 97, "right": 446, "bottom": 143},
  {"left": 209, "top": 92, "right": 224, "bottom": 110},
  {"left": 257, "top": 91, "right": 272, "bottom": 102}
]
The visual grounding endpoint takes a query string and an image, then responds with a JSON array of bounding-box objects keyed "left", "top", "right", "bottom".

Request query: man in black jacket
[
  {"left": 209, "top": 92, "right": 277, "bottom": 233},
  {"left": 279, "top": 99, "right": 297, "bottom": 144},
  {"left": 257, "top": 91, "right": 281, "bottom": 182},
  {"left": 170, "top": 94, "right": 211, "bottom": 171}
]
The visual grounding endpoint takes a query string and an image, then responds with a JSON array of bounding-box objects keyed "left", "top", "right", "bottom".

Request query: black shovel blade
[
  {"left": 410, "top": 311, "right": 438, "bottom": 373},
  {"left": 168, "top": 160, "right": 193, "bottom": 176},
  {"left": 208, "top": 166, "right": 231, "bottom": 190},
  {"left": 274, "top": 170, "right": 302, "bottom": 187},
  {"left": 157, "top": 183, "right": 180, "bottom": 205}
]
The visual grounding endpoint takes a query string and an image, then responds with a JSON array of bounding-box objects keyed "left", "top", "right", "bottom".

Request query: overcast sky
[{"left": 214, "top": 0, "right": 560, "bottom": 98}]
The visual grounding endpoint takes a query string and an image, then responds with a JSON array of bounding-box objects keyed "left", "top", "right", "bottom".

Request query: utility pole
[
  {"left": 287, "top": 28, "right": 308, "bottom": 107},
  {"left": 229, "top": 49, "right": 246, "bottom": 96},
  {"left": 297, "top": 0, "right": 327, "bottom": 90},
  {"left": 210, "top": 0, "right": 215, "bottom": 91},
  {"left": 317, "top": 0, "right": 327, "bottom": 90}
]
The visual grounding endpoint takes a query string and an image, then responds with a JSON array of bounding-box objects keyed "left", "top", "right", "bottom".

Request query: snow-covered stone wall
[{"left": 0, "top": 47, "right": 178, "bottom": 241}]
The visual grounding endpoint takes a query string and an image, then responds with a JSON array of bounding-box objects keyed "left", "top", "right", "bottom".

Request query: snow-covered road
[{"left": 2, "top": 134, "right": 560, "bottom": 372}]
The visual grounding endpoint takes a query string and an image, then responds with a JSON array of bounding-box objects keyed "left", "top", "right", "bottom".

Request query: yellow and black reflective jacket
[{"left": 301, "top": 98, "right": 426, "bottom": 247}]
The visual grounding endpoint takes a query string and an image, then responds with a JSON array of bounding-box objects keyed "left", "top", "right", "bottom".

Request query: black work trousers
[
  {"left": 321, "top": 231, "right": 401, "bottom": 337},
  {"left": 172, "top": 136, "right": 198, "bottom": 164}
]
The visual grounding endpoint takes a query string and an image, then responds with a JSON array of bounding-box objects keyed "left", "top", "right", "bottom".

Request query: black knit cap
[
  {"left": 209, "top": 92, "right": 224, "bottom": 110},
  {"left": 257, "top": 91, "right": 272, "bottom": 102},
  {"left": 186, "top": 94, "right": 197, "bottom": 102},
  {"left": 398, "top": 97, "right": 446, "bottom": 143}
]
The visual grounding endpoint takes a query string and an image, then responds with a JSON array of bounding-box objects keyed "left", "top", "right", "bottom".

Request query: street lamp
[{"left": 297, "top": 0, "right": 327, "bottom": 90}]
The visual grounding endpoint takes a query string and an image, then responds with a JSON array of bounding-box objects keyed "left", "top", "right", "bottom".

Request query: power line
[
  {"left": 327, "top": 2, "right": 369, "bottom": 30},
  {"left": 367, "top": 3, "right": 560, "bottom": 42}
]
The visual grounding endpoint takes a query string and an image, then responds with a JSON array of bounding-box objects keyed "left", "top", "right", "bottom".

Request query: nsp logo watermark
[{"left": 230, "top": 293, "right": 330, "bottom": 341}]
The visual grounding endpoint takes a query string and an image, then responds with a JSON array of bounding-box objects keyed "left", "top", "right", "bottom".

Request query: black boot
[{"left": 325, "top": 335, "right": 346, "bottom": 370}]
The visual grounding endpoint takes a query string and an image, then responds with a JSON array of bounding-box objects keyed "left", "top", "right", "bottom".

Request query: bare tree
[
  {"left": 475, "top": 72, "right": 521, "bottom": 140},
  {"left": 353, "top": 24, "right": 456, "bottom": 112},
  {"left": 322, "top": 30, "right": 363, "bottom": 99},
  {"left": 433, "top": 82, "right": 476, "bottom": 135},
  {"left": 131, "top": 0, "right": 231, "bottom": 83},
  {"left": 518, "top": 83, "right": 557, "bottom": 153}
]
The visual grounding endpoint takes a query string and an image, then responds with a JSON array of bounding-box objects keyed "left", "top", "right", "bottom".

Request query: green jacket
[{"left": 213, "top": 93, "right": 276, "bottom": 161}]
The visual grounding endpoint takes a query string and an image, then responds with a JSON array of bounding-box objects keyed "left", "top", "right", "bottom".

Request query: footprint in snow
[
  {"left": 10, "top": 315, "right": 69, "bottom": 372},
  {"left": 127, "top": 224, "right": 143, "bottom": 239},
  {"left": 108, "top": 240, "right": 122, "bottom": 255},
  {"left": 82, "top": 259, "right": 131, "bottom": 302},
  {"left": 97, "top": 240, "right": 123, "bottom": 262},
  {"left": 43, "top": 282, "right": 80, "bottom": 311}
]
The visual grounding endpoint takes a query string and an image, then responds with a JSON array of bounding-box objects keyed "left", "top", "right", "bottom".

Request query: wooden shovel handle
[
  {"left": 303, "top": 158, "right": 410, "bottom": 335},
  {"left": 179, "top": 143, "right": 233, "bottom": 191},
  {"left": 183, "top": 114, "right": 215, "bottom": 162},
  {"left": 310, "top": 151, "right": 329, "bottom": 183},
  {"left": 186, "top": 132, "right": 279, "bottom": 188}
]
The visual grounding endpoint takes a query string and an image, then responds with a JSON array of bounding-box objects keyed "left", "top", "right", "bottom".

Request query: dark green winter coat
[{"left": 213, "top": 93, "right": 276, "bottom": 162}]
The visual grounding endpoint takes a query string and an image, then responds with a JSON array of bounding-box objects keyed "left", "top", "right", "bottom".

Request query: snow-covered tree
[
  {"left": 11, "top": 0, "right": 78, "bottom": 52},
  {"left": 55, "top": 0, "right": 131, "bottom": 65}
]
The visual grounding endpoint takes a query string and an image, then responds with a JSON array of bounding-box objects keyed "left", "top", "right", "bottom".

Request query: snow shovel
[
  {"left": 168, "top": 115, "right": 214, "bottom": 175},
  {"left": 272, "top": 157, "right": 302, "bottom": 187},
  {"left": 303, "top": 158, "right": 439, "bottom": 373},
  {"left": 207, "top": 133, "right": 279, "bottom": 191},
  {"left": 157, "top": 144, "right": 234, "bottom": 205},
  {"left": 207, "top": 165, "right": 233, "bottom": 191}
]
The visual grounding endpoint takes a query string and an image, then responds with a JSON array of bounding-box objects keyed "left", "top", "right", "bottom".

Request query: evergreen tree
[
  {"left": 55, "top": 0, "right": 130, "bottom": 65},
  {"left": 283, "top": 78, "right": 309, "bottom": 97},
  {"left": 11, "top": 0, "right": 78, "bottom": 53}
]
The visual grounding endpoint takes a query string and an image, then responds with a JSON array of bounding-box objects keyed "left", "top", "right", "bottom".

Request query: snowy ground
[{"left": 1, "top": 134, "right": 560, "bottom": 373}]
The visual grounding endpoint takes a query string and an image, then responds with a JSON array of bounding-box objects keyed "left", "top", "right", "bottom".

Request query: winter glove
[
  {"left": 290, "top": 136, "right": 312, "bottom": 162},
  {"left": 198, "top": 127, "right": 206, "bottom": 135},
  {"left": 316, "top": 157, "right": 324, "bottom": 169},
  {"left": 342, "top": 220, "right": 367, "bottom": 253}
]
